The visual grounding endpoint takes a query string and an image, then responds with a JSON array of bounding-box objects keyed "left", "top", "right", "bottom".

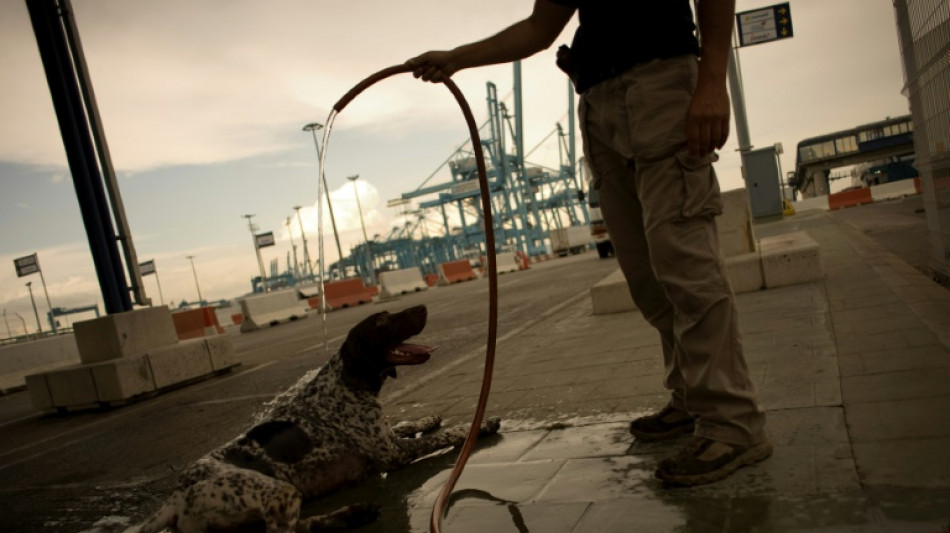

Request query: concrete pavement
[{"left": 337, "top": 207, "right": 950, "bottom": 532}]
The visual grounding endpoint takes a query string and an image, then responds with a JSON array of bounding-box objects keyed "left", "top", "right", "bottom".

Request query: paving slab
[{"left": 373, "top": 208, "right": 950, "bottom": 532}]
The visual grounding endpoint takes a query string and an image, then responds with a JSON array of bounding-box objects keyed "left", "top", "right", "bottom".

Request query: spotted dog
[{"left": 139, "top": 305, "right": 500, "bottom": 533}]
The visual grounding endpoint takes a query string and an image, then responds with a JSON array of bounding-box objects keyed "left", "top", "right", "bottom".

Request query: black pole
[{"left": 25, "top": 0, "right": 132, "bottom": 314}]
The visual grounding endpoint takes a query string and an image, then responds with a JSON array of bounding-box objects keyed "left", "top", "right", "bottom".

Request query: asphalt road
[
  {"left": 0, "top": 252, "right": 619, "bottom": 533},
  {"left": 0, "top": 194, "right": 943, "bottom": 533}
]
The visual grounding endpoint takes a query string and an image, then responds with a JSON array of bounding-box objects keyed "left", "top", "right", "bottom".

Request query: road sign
[
  {"left": 736, "top": 2, "right": 793, "bottom": 47},
  {"left": 255, "top": 232, "right": 275, "bottom": 248},
  {"left": 13, "top": 254, "right": 39, "bottom": 277},
  {"left": 139, "top": 260, "right": 156, "bottom": 276}
]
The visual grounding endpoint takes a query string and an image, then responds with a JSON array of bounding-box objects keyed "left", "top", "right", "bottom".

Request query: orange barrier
[
  {"left": 828, "top": 188, "right": 873, "bottom": 210},
  {"left": 172, "top": 307, "right": 226, "bottom": 341},
  {"left": 425, "top": 274, "right": 439, "bottom": 287},
  {"left": 323, "top": 278, "right": 376, "bottom": 309},
  {"left": 515, "top": 250, "right": 530, "bottom": 270},
  {"left": 230, "top": 314, "right": 243, "bottom": 326},
  {"left": 439, "top": 259, "right": 478, "bottom": 285},
  {"left": 914, "top": 177, "right": 923, "bottom": 194}
]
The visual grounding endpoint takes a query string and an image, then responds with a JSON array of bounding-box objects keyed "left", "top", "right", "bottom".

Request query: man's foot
[
  {"left": 629, "top": 404, "right": 696, "bottom": 442},
  {"left": 654, "top": 436, "right": 773, "bottom": 486}
]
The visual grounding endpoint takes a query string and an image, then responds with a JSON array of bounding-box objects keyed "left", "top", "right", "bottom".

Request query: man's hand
[
  {"left": 406, "top": 51, "right": 458, "bottom": 83},
  {"left": 686, "top": 79, "right": 730, "bottom": 157}
]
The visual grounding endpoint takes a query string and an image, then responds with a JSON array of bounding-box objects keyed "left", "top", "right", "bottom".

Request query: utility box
[{"left": 742, "top": 145, "right": 785, "bottom": 219}]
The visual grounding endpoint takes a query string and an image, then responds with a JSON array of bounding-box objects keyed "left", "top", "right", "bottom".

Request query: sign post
[
  {"left": 138, "top": 260, "right": 164, "bottom": 306},
  {"left": 736, "top": 3, "right": 794, "bottom": 48},
  {"left": 13, "top": 253, "right": 57, "bottom": 333},
  {"left": 255, "top": 231, "right": 275, "bottom": 293}
]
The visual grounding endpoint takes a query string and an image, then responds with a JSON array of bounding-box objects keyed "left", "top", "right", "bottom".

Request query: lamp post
[
  {"left": 185, "top": 255, "right": 204, "bottom": 305},
  {"left": 292, "top": 206, "right": 315, "bottom": 280},
  {"left": 303, "top": 122, "right": 345, "bottom": 278},
  {"left": 348, "top": 174, "right": 375, "bottom": 285},
  {"left": 26, "top": 282, "right": 42, "bottom": 334},
  {"left": 285, "top": 217, "right": 300, "bottom": 279},
  {"left": 2, "top": 309, "right": 11, "bottom": 339},
  {"left": 243, "top": 214, "right": 269, "bottom": 293}
]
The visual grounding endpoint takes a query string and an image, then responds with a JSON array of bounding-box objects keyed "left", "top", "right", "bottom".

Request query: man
[{"left": 408, "top": 0, "right": 770, "bottom": 486}]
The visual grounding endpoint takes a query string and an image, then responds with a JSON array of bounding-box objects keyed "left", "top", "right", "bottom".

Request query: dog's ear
[{"left": 340, "top": 313, "right": 392, "bottom": 394}]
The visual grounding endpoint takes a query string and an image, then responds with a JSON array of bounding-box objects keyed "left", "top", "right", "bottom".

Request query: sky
[{"left": 0, "top": 0, "right": 911, "bottom": 335}]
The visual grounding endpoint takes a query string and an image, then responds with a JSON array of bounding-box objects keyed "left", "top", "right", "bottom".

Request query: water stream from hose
[{"left": 315, "top": 109, "right": 339, "bottom": 356}]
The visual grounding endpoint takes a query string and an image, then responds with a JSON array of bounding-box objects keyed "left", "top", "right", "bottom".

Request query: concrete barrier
[
  {"left": 26, "top": 335, "right": 237, "bottom": 410},
  {"left": 494, "top": 252, "right": 521, "bottom": 274},
  {"left": 0, "top": 334, "right": 80, "bottom": 393},
  {"left": 870, "top": 179, "right": 918, "bottom": 201},
  {"left": 438, "top": 260, "right": 478, "bottom": 285},
  {"left": 792, "top": 196, "right": 830, "bottom": 212},
  {"left": 378, "top": 268, "right": 428, "bottom": 300},
  {"left": 759, "top": 231, "right": 824, "bottom": 289},
  {"left": 828, "top": 188, "right": 873, "bottom": 210},
  {"left": 213, "top": 304, "right": 242, "bottom": 328},
  {"left": 25, "top": 307, "right": 239, "bottom": 411},
  {"left": 718, "top": 188, "right": 757, "bottom": 258},
  {"left": 239, "top": 290, "right": 309, "bottom": 332},
  {"left": 591, "top": 232, "right": 824, "bottom": 315},
  {"left": 323, "top": 278, "right": 376, "bottom": 309},
  {"left": 172, "top": 307, "right": 226, "bottom": 340},
  {"left": 75, "top": 306, "right": 178, "bottom": 364}
]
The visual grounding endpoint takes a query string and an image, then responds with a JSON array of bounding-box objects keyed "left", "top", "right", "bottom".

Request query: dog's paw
[{"left": 479, "top": 417, "right": 501, "bottom": 436}]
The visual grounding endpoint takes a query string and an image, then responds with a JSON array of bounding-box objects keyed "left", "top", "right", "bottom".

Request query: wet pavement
[
  {"left": 16, "top": 197, "right": 950, "bottom": 533},
  {"left": 337, "top": 204, "right": 950, "bottom": 533}
]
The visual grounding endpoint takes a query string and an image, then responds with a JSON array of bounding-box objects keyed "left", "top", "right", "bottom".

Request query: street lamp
[
  {"left": 242, "top": 214, "right": 269, "bottom": 293},
  {"left": 26, "top": 282, "right": 42, "bottom": 334},
  {"left": 285, "top": 217, "right": 300, "bottom": 279},
  {"left": 185, "top": 255, "right": 204, "bottom": 305},
  {"left": 348, "top": 174, "right": 375, "bottom": 285},
  {"left": 303, "top": 122, "right": 345, "bottom": 278},
  {"left": 293, "top": 205, "right": 315, "bottom": 280}
]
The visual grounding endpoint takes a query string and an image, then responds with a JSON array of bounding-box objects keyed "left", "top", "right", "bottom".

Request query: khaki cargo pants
[{"left": 579, "top": 55, "right": 766, "bottom": 446}]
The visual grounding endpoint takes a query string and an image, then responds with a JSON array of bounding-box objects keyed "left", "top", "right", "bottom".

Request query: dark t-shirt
[{"left": 550, "top": 0, "right": 699, "bottom": 92}]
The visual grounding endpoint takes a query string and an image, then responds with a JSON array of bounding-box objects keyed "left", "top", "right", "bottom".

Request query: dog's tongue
[{"left": 386, "top": 343, "right": 436, "bottom": 365}]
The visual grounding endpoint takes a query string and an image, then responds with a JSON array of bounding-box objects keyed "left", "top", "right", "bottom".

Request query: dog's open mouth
[{"left": 386, "top": 343, "right": 436, "bottom": 365}]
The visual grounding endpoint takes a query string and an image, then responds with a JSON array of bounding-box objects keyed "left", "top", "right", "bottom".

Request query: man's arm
[
  {"left": 407, "top": 0, "right": 576, "bottom": 82},
  {"left": 687, "top": 0, "right": 735, "bottom": 157}
]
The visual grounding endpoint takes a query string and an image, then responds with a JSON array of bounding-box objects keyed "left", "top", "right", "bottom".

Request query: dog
[{"left": 138, "top": 305, "right": 500, "bottom": 532}]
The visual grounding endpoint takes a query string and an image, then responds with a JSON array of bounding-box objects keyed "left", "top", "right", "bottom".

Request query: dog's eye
[{"left": 375, "top": 314, "right": 389, "bottom": 327}]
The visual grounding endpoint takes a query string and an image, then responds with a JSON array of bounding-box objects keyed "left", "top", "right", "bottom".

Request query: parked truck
[{"left": 549, "top": 225, "right": 593, "bottom": 257}]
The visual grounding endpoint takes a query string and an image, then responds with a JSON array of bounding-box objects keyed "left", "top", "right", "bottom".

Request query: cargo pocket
[{"left": 674, "top": 150, "right": 723, "bottom": 220}]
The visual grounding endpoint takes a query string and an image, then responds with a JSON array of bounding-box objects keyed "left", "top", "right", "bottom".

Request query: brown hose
[{"left": 332, "top": 64, "right": 498, "bottom": 533}]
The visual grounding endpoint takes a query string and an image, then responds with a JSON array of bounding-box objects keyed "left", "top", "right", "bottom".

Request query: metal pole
[
  {"left": 26, "top": 282, "right": 42, "bottom": 334},
  {"left": 303, "top": 123, "right": 345, "bottom": 275},
  {"left": 285, "top": 217, "right": 300, "bottom": 279},
  {"left": 3, "top": 309, "right": 12, "bottom": 340},
  {"left": 26, "top": 0, "right": 132, "bottom": 314},
  {"left": 13, "top": 312, "right": 27, "bottom": 337},
  {"left": 727, "top": 34, "right": 753, "bottom": 153},
  {"left": 348, "top": 175, "right": 375, "bottom": 285},
  {"left": 243, "top": 214, "right": 270, "bottom": 293},
  {"left": 293, "top": 206, "right": 315, "bottom": 279},
  {"left": 185, "top": 255, "right": 204, "bottom": 305},
  {"left": 154, "top": 268, "right": 165, "bottom": 306},
  {"left": 59, "top": 0, "right": 148, "bottom": 307},
  {"left": 36, "top": 267, "right": 57, "bottom": 333}
]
